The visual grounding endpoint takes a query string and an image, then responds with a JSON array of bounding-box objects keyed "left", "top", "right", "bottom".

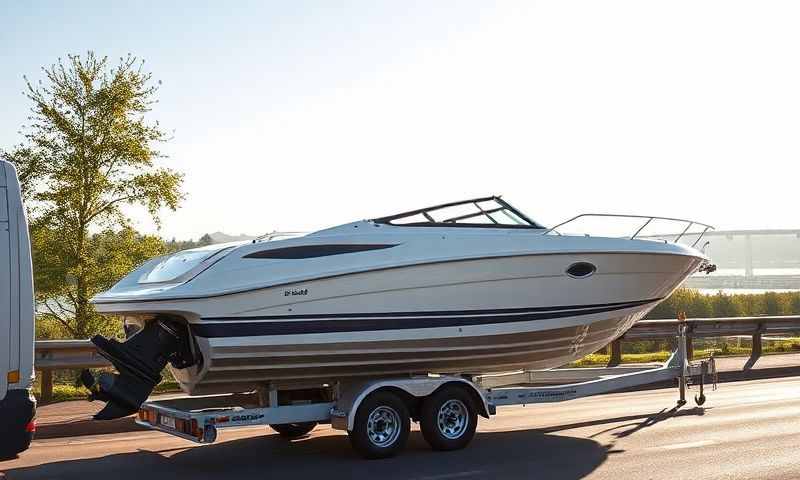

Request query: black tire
[
  {"left": 419, "top": 385, "right": 478, "bottom": 451},
  {"left": 0, "top": 390, "right": 36, "bottom": 460},
  {"left": 270, "top": 422, "right": 317, "bottom": 438},
  {"left": 348, "top": 391, "right": 410, "bottom": 459}
]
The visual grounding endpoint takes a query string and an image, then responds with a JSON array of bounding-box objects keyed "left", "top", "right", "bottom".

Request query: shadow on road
[
  {"left": 5, "top": 429, "right": 608, "bottom": 480},
  {"left": 539, "top": 405, "right": 707, "bottom": 438},
  {"left": 715, "top": 365, "right": 800, "bottom": 383},
  {"left": 611, "top": 364, "right": 800, "bottom": 394},
  {"left": 35, "top": 416, "right": 145, "bottom": 440},
  {"left": 610, "top": 406, "right": 705, "bottom": 438}
]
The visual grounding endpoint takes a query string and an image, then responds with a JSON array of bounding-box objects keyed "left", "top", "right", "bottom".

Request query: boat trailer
[{"left": 135, "top": 323, "right": 716, "bottom": 458}]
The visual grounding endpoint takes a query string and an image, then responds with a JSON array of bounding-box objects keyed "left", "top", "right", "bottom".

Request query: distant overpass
[
  {"left": 705, "top": 229, "right": 800, "bottom": 237},
  {"left": 690, "top": 229, "right": 800, "bottom": 286}
]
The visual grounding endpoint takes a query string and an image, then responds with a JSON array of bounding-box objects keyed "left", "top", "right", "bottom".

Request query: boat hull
[
  {"left": 152, "top": 252, "right": 703, "bottom": 394},
  {"left": 187, "top": 310, "right": 648, "bottom": 394}
]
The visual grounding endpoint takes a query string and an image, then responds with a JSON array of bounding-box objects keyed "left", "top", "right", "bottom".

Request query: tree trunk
[{"left": 74, "top": 219, "right": 90, "bottom": 339}]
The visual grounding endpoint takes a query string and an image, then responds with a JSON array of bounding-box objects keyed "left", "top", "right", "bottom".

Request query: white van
[{"left": 0, "top": 159, "right": 36, "bottom": 459}]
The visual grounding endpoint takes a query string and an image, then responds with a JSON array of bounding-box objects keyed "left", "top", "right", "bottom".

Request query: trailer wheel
[
  {"left": 420, "top": 386, "right": 477, "bottom": 451},
  {"left": 348, "top": 391, "right": 410, "bottom": 459},
  {"left": 270, "top": 422, "right": 317, "bottom": 439}
]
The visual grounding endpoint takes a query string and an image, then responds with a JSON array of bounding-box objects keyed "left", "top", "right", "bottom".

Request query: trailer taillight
[
  {"left": 191, "top": 419, "right": 201, "bottom": 439},
  {"left": 25, "top": 420, "right": 36, "bottom": 432},
  {"left": 138, "top": 408, "right": 157, "bottom": 424}
]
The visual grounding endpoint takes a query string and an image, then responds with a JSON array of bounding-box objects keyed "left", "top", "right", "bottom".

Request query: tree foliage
[
  {"left": 647, "top": 289, "right": 800, "bottom": 319},
  {"left": 35, "top": 227, "right": 168, "bottom": 338},
  {"left": 2, "top": 52, "right": 183, "bottom": 338},
  {"left": 198, "top": 233, "right": 214, "bottom": 246}
]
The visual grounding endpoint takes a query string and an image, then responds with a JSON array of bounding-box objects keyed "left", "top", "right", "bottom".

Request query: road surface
[{"left": 3, "top": 372, "right": 800, "bottom": 479}]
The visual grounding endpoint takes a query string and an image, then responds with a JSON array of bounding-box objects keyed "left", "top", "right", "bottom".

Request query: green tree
[
  {"left": 647, "top": 288, "right": 713, "bottom": 319},
  {"left": 198, "top": 233, "right": 214, "bottom": 246},
  {"left": 790, "top": 294, "right": 800, "bottom": 315},
  {"left": 34, "top": 227, "right": 168, "bottom": 338},
  {"left": 710, "top": 292, "right": 742, "bottom": 318},
  {"left": 2, "top": 52, "right": 183, "bottom": 338},
  {"left": 762, "top": 292, "right": 782, "bottom": 316}
]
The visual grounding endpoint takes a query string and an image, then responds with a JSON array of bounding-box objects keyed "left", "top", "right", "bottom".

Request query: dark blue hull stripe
[
  {"left": 191, "top": 298, "right": 658, "bottom": 338},
  {"left": 201, "top": 298, "right": 661, "bottom": 321}
]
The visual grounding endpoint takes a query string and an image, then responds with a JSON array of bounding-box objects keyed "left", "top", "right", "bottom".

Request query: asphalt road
[{"left": 3, "top": 356, "right": 800, "bottom": 480}]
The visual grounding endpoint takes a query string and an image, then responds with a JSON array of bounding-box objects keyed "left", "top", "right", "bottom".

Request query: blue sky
[{"left": 3, "top": 1, "right": 799, "bottom": 239}]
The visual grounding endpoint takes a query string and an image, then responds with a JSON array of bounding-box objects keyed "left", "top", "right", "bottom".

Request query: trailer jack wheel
[
  {"left": 270, "top": 422, "right": 317, "bottom": 439},
  {"left": 348, "top": 391, "right": 410, "bottom": 459}
]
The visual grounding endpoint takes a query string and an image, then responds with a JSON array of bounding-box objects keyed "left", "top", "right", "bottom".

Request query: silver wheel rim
[
  {"left": 437, "top": 399, "right": 469, "bottom": 440},
  {"left": 367, "top": 406, "right": 402, "bottom": 448}
]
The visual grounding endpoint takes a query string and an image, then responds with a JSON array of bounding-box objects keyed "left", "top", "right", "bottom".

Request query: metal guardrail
[
  {"left": 32, "top": 315, "right": 800, "bottom": 403},
  {"left": 608, "top": 315, "right": 800, "bottom": 369},
  {"left": 34, "top": 339, "right": 110, "bottom": 403}
]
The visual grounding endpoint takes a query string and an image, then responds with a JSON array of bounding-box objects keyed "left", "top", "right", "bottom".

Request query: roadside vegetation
[
  {"left": 645, "top": 289, "right": 800, "bottom": 319},
  {"left": 571, "top": 338, "right": 800, "bottom": 367},
  {"left": 33, "top": 377, "right": 181, "bottom": 403}
]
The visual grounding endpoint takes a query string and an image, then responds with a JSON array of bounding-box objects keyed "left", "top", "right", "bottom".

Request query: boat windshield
[
  {"left": 138, "top": 243, "right": 237, "bottom": 284},
  {"left": 373, "top": 196, "right": 543, "bottom": 229}
]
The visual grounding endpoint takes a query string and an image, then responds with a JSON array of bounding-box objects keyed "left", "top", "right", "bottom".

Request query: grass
[
  {"left": 570, "top": 352, "right": 672, "bottom": 367},
  {"left": 569, "top": 342, "right": 800, "bottom": 367},
  {"left": 33, "top": 378, "right": 181, "bottom": 404}
]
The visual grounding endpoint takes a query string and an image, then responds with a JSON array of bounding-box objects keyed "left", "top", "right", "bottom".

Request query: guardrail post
[
  {"left": 743, "top": 322, "right": 765, "bottom": 370},
  {"left": 607, "top": 338, "right": 622, "bottom": 367},
  {"left": 40, "top": 369, "right": 53, "bottom": 404}
]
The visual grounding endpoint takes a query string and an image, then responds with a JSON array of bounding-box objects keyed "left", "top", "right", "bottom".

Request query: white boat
[{"left": 85, "top": 196, "right": 714, "bottom": 419}]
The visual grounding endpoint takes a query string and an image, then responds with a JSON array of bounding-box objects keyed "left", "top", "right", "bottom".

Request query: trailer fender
[{"left": 331, "top": 377, "right": 490, "bottom": 432}]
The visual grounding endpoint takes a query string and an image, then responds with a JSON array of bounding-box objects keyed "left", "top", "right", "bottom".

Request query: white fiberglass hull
[{"left": 105, "top": 251, "right": 703, "bottom": 395}]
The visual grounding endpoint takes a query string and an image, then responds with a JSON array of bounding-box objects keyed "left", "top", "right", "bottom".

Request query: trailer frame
[{"left": 135, "top": 323, "right": 715, "bottom": 455}]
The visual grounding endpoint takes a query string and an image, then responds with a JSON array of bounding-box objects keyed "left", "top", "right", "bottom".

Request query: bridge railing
[{"left": 32, "top": 315, "right": 800, "bottom": 403}]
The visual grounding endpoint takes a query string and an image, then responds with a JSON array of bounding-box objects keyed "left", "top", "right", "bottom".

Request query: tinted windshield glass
[{"left": 138, "top": 244, "right": 232, "bottom": 284}]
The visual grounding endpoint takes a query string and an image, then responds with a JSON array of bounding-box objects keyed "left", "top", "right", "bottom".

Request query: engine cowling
[{"left": 82, "top": 319, "right": 196, "bottom": 420}]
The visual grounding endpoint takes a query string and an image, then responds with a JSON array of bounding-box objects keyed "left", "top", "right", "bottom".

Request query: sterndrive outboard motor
[{"left": 81, "top": 319, "right": 196, "bottom": 420}]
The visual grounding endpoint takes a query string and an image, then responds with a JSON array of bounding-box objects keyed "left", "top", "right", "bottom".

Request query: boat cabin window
[{"left": 373, "top": 196, "right": 543, "bottom": 229}]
